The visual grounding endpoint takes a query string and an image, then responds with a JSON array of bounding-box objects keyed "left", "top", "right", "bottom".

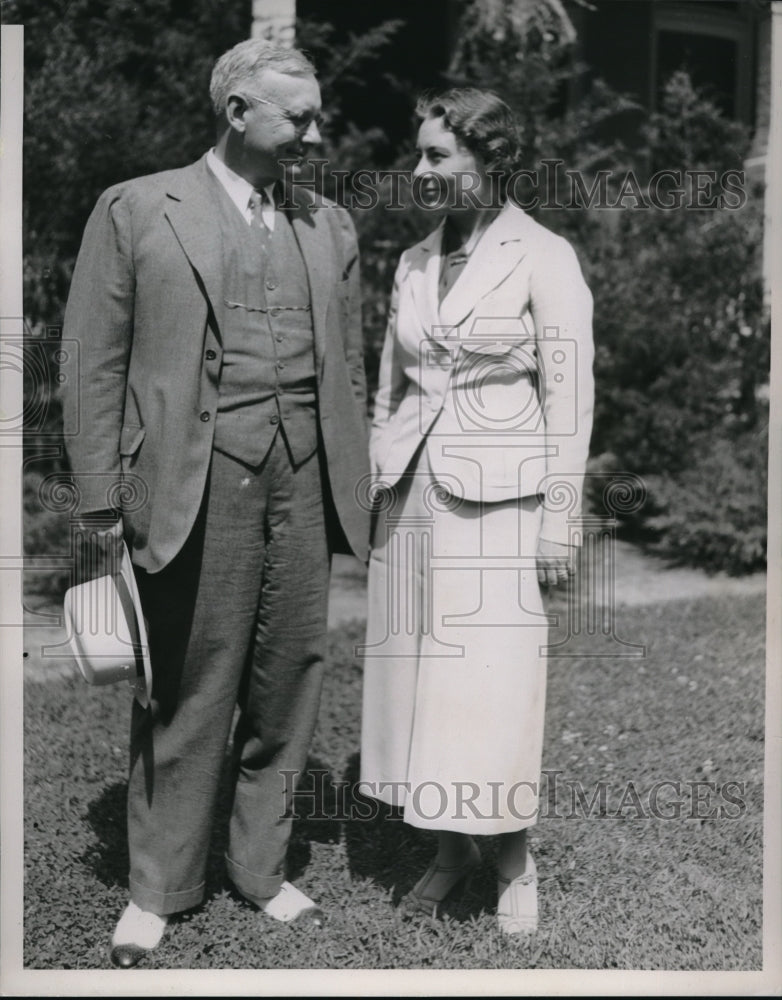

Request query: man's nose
[{"left": 302, "top": 118, "right": 321, "bottom": 144}]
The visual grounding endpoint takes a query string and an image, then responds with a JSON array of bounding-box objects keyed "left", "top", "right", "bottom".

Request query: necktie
[{"left": 249, "top": 189, "right": 273, "bottom": 232}]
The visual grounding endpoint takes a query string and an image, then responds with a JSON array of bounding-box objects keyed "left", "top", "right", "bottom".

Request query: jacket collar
[
  {"left": 163, "top": 155, "right": 226, "bottom": 336},
  {"left": 438, "top": 202, "right": 530, "bottom": 330},
  {"left": 405, "top": 202, "right": 532, "bottom": 336},
  {"left": 163, "top": 156, "right": 335, "bottom": 367},
  {"left": 405, "top": 221, "right": 445, "bottom": 341},
  {"left": 284, "top": 184, "right": 336, "bottom": 371}
]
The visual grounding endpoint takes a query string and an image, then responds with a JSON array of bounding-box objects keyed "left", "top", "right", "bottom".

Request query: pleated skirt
[{"left": 360, "top": 448, "right": 549, "bottom": 835}]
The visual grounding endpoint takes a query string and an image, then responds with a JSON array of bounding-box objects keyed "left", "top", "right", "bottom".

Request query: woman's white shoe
[{"left": 497, "top": 853, "right": 538, "bottom": 935}]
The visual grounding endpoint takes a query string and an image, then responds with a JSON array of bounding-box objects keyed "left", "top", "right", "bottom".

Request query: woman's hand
[{"left": 536, "top": 538, "right": 577, "bottom": 589}]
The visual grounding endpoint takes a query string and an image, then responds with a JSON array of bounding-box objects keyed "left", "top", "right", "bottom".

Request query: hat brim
[{"left": 63, "top": 542, "right": 152, "bottom": 707}]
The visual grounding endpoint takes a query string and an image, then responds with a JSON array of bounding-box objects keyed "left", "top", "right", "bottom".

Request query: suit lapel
[
  {"left": 288, "top": 191, "right": 336, "bottom": 372},
  {"left": 164, "top": 156, "right": 225, "bottom": 339},
  {"left": 406, "top": 223, "right": 444, "bottom": 340},
  {"left": 438, "top": 203, "right": 529, "bottom": 330}
]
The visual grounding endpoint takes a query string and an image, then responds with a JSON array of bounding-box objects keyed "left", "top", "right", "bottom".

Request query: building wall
[
  {"left": 573, "top": 0, "right": 768, "bottom": 158},
  {"left": 251, "top": 0, "right": 296, "bottom": 45}
]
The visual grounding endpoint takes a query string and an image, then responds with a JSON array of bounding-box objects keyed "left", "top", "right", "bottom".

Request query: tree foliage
[
  {"left": 579, "top": 73, "right": 769, "bottom": 574},
  {"left": 8, "top": 0, "right": 770, "bottom": 575},
  {"left": 440, "top": 11, "right": 770, "bottom": 573},
  {"left": 6, "top": 0, "right": 249, "bottom": 324}
]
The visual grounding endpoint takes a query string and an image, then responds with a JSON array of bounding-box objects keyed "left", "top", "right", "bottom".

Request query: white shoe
[
  {"left": 110, "top": 901, "right": 168, "bottom": 967},
  {"left": 261, "top": 881, "right": 324, "bottom": 926},
  {"left": 497, "top": 853, "right": 538, "bottom": 936}
]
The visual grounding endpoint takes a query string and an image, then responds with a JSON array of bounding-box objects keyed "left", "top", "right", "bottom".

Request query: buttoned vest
[{"left": 211, "top": 178, "right": 318, "bottom": 467}]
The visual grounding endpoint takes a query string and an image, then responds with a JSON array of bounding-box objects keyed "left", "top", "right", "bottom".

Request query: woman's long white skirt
[{"left": 360, "top": 450, "right": 549, "bottom": 835}]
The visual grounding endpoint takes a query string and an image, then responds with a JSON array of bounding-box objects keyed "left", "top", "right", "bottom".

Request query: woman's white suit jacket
[{"left": 370, "top": 201, "right": 595, "bottom": 546}]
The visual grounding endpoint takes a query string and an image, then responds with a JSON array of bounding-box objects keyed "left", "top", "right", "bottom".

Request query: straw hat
[{"left": 63, "top": 541, "right": 152, "bottom": 707}]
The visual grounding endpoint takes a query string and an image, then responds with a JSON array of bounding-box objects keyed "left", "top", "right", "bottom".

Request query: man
[{"left": 61, "top": 39, "right": 369, "bottom": 967}]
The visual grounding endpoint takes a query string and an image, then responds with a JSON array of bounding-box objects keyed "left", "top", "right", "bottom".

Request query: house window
[
  {"left": 651, "top": 2, "right": 754, "bottom": 124},
  {"left": 656, "top": 29, "right": 738, "bottom": 116}
]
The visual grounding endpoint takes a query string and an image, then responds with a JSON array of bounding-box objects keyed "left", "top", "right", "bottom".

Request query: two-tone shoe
[
  {"left": 110, "top": 901, "right": 168, "bottom": 968},
  {"left": 260, "top": 881, "right": 325, "bottom": 928}
]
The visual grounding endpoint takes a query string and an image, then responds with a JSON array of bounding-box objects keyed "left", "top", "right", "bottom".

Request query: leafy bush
[
  {"left": 11, "top": 2, "right": 770, "bottom": 579},
  {"left": 584, "top": 193, "right": 767, "bottom": 472},
  {"left": 585, "top": 73, "right": 768, "bottom": 469},
  {"left": 9, "top": 0, "right": 249, "bottom": 307},
  {"left": 23, "top": 469, "right": 72, "bottom": 600},
  {"left": 444, "top": 18, "right": 770, "bottom": 575},
  {"left": 579, "top": 75, "right": 769, "bottom": 573},
  {"left": 642, "top": 424, "right": 768, "bottom": 575}
]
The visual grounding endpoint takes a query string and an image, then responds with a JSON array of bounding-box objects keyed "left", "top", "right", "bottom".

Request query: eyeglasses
[{"left": 240, "top": 92, "right": 324, "bottom": 137}]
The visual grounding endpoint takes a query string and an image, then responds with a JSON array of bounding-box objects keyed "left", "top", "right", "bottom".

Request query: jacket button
[
  {"left": 205, "top": 349, "right": 217, "bottom": 361},
  {"left": 200, "top": 411, "right": 210, "bottom": 422},
  {"left": 266, "top": 279, "right": 277, "bottom": 290},
  {"left": 270, "top": 414, "right": 279, "bottom": 424}
]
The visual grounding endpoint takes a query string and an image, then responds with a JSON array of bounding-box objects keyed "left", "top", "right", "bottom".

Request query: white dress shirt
[{"left": 206, "top": 149, "right": 276, "bottom": 230}]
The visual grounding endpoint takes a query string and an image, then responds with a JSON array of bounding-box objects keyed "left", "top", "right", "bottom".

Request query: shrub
[
  {"left": 642, "top": 424, "right": 768, "bottom": 575},
  {"left": 585, "top": 72, "right": 768, "bottom": 471},
  {"left": 23, "top": 470, "right": 72, "bottom": 600},
  {"left": 446, "top": 20, "right": 769, "bottom": 575},
  {"left": 584, "top": 191, "right": 768, "bottom": 474},
  {"left": 14, "top": 2, "right": 771, "bottom": 579}
]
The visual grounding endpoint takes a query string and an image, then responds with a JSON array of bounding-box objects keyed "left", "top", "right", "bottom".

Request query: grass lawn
[{"left": 23, "top": 591, "right": 764, "bottom": 970}]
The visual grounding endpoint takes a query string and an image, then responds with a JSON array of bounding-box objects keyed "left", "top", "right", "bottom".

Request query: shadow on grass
[
  {"left": 210, "top": 751, "right": 349, "bottom": 900},
  {"left": 81, "top": 749, "right": 362, "bottom": 906},
  {"left": 75, "top": 702, "right": 594, "bottom": 932},
  {"left": 79, "top": 781, "right": 129, "bottom": 890},
  {"left": 287, "top": 755, "right": 343, "bottom": 882},
  {"left": 340, "top": 752, "right": 494, "bottom": 923}
]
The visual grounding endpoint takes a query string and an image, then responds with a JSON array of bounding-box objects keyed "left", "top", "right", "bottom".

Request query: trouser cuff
[
  {"left": 129, "top": 876, "right": 205, "bottom": 916},
  {"left": 226, "top": 855, "right": 284, "bottom": 906}
]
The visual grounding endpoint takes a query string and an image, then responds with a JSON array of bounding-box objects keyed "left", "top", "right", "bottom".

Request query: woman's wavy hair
[{"left": 415, "top": 87, "right": 522, "bottom": 201}]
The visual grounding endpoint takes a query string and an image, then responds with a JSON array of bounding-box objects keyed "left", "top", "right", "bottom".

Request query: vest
[{"left": 211, "top": 177, "right": 318, "bottom": 467}]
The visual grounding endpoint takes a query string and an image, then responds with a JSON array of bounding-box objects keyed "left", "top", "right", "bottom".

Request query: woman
[{"left": 360, "top": 88, "right": 594, "bottom": 935}]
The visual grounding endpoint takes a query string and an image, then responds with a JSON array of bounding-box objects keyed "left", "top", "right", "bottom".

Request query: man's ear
[{"left": 225, "top": 93, "right": 249, "bottom": 133}]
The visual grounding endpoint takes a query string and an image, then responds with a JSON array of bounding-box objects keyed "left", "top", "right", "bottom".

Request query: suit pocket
[
  {"left": 119, "top": 424, "right": 146, "bottom": 468},
  {"left": 460, "top": 308, "right": 535, "bottom": 355},
  {"left": 458, "top": 339, "right": 534, "bottom": 364}
]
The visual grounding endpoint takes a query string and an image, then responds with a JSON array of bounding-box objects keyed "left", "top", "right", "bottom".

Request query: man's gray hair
[{"left": 209, "top": 39, "right": 316, "bottom": 116}]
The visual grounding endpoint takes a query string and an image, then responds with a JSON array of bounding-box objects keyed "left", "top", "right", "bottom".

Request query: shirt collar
[{"left": 205, "top": 149, "right": 276, "bottom": 221}]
